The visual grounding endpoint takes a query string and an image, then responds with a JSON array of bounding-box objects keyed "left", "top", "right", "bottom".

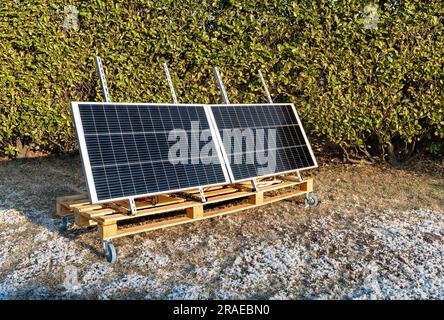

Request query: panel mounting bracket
[
  {"left": 251, "top": 178, "right": 259, "bottom": 192},
  {"left": 198, "top": 187, "right": 207, "bottom": 203},
  {"left": 128, "top": 197, "right": 137, "bottom": 215},
  {"left": 277, "top": 171, "right": 304, "bottom": 183},
  {"left": 94, "top": 56, "right": 111, "bottom": 102}
]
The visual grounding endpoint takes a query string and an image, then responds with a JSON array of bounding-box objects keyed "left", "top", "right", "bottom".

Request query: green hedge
[{"left": 0, "top": 0, "right": 443, "bottom": 160}]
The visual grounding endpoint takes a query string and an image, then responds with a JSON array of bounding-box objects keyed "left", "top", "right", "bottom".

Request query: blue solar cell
[{"left": 210, "top": 104, "right": 317, "bottom": 181}]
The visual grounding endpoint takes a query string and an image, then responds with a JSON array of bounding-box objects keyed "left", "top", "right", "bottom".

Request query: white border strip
[
  {"left": 204, "top": 105, "right": 235, "bottom": 182},
  {"left": 71, "top": 102, "right": 98, "bottom": 203}
]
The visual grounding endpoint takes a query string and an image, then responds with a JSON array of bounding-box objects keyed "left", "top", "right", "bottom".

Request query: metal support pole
[
  {"left": 163, "top": 63, "right": 206, "bottom": 203},
  {"left": 162, "top": 63, "right": 178, "bottom": 104},
  {"left": 258, "top": 69, "right": 273, "bottom": 104},
  {"left": 296, "top": 170, "right": 302, "bottom": 182},
  {"left": 213, "top": 67, "right": 230, "bottom": 104},
  {"left": 94, "top": 56, "right": 111, "bottom": 102},
  {"left": 95, "top": 57, "right": 141, "bottom": 213},
  {"left": 213, "top": 67, "right": 258, "bottom": 192}
]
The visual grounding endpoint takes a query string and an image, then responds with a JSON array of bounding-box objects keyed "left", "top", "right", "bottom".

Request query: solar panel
[
  {"left": 71, "top": 102, "right": 230, "bottom": 203},
  {"left": 209, "top": 103, "right": 317, "bottom": 182}
]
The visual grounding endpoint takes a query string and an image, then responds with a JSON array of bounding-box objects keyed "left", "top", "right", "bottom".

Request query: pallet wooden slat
[
  {"left": 192, "top": 187, "right": 238, "bottom": 197},
  {"left": 79, "top": 208, "right": 117, "bottom": 218},
  {"left": 115, "top": 194, "right": 186, "bottom": 211},
  {"left": 113, "top": 217, "right": 192, "bottom": 239},
  {"left": 69, "top": 201, "right": 91, "bottom": 208},
  {"left": 98, "top": 200, "right": 197, "bottom": 222},
  {"left": 76, "top": 204, "right": 106, "bottom": 212},
  {"left": 205, "top": 190, "right": 253, "bottom": 204}
]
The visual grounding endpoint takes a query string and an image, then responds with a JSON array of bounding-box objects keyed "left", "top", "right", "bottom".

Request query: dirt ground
[{"left": 0, "top": 154, "right": 442, "bottom": 299}]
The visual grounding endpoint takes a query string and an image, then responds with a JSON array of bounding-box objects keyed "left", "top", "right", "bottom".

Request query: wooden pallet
[
  {"left": 56, "top": 177, "right": 313, "bottom": 240},
  {"left": 55, "top": 177, "right": 315, "bottom": 262}
]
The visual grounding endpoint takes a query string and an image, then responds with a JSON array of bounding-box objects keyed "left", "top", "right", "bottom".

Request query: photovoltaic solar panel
[
  {"left": 209, "top": 103, "right": 317, "bottom": 182},
  {"left": 71, "top": 102, "right": 230, "bottom": 203}
]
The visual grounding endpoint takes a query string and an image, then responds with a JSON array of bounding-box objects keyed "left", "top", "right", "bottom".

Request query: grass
[{"left": 0, "top": 154, "right": 442, "bottom": 299}]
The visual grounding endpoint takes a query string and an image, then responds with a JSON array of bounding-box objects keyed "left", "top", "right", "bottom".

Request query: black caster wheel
[
  {"left": 304, "top": 192, "right": 319, "bottom": 208},
  {"left": 61, "top": 216, "right": 69, "bottom": 231},
  {"left": 104, "top": 241, "right": 117, "bottom": 264}
]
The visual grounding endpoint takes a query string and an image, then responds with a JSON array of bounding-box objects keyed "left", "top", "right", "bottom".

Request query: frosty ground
[{"left": 0, "top": 155, "right": 442, "bottom": 299}]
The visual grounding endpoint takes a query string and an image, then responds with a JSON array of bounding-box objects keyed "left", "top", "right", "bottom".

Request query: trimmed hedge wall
[{"left": 0, "top": 0, "right": 443, "bottom": 160}]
